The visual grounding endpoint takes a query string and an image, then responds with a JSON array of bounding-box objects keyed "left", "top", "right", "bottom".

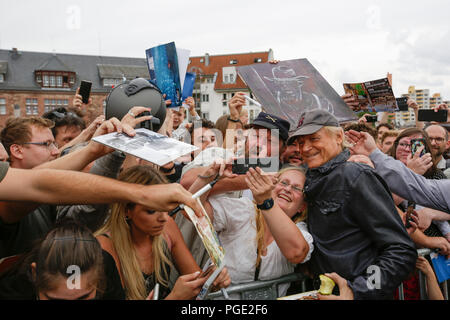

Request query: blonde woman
[
  {"left": 188, "top": 164, "right": 314, "bottom": 299},
  {"left": 95, "top": 165, "right": 230, "bottom": 300}
]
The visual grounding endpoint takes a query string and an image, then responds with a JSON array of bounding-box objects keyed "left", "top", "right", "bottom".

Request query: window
[
  {"left": 0, "top": 74, "right": 4, "bottom": 83},
  {"left": 56, "top": 76, "right": 63, "bottom": 87},
  {"left": 44, "top": 99, "right": 66, "bottom": 113},
  {"left": 36, "top": 74, "right": 42, "bottom": 83},
  {"left": 222, "top": 101, "right": 227, "bottom": 107},
  {"left": 43, "top": 75, "right": 49, "bottom": 86},
  {"left": 0, "top": 98, "right": 6, "bottom": 115},
  {"left": 49, "top": 76, "right": 56, "bottom": 87},
  {"left": 224, "top": 75, "right": 229, "bottom": 83},
  {"left": 202, "top": 94, "right": 209, "bottom": 102},
  {"left": 229, "top": 74, "right": 235, "bottom": 83},
  {"left": 103, "top": 78, "right": 122, "bottom": 87},
  {"left": 230, "top": 59, "right": 238, "bottom": 65},
  {"left": 254, "top": 58, "right": 262, "bottom": 63},
  {"left": 26, "top": 98, "right": 39, "bottom": 115}
]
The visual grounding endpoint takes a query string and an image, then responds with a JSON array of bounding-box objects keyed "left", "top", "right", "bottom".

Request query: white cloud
[{"left": 1, "top": 0, "right": 449, "bottom": 99}]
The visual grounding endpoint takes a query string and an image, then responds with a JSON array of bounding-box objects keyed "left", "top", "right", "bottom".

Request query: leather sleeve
[{"left": 347, "top": 169, "right": 417, "bottom": 299}]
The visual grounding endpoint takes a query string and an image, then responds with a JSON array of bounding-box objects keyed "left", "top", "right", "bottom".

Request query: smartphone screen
[{"left": 410, "top": 138, "right": 426, "bottom": 157}]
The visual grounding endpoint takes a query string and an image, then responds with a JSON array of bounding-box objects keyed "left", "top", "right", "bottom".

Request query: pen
[
  {"left": 168, "top": 177, "right": 219, "bottom": 217},
  {"left": 243, "top": 95, "right": 261, "bottom": 108},
  {"left": 153, "top": 283, "right": 159, "bottom": 300}
]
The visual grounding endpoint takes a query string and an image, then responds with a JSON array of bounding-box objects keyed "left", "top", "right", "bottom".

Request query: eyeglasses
[
  {"left": 277, "top": 180, "right": 304, "bottom": 193},
  {"left": 428, "top": 137, "right": 445, "bottom": 143},
  {"left": 397, "top": 142, "right": 411, "bottom": 149},
  {"left": 23, "top": 141, "right": 59, "bottom": 149}
]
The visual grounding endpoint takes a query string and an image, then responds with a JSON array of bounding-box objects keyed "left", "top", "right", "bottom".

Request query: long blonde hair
[
  {"left": 254, "top": 165, "right": 307, "bottom": 268},
  {"left": 95, "top": 165, "right": 174, "bottom": 300}
]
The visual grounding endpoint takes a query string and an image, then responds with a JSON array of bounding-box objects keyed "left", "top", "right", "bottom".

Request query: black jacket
[{"left": 304, "top": 149, "right": 417, "bottom": 299}]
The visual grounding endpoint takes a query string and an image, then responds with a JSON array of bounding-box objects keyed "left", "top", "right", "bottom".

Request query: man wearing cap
[
  {"left": 288, "top": 108, "right": 417, "bottom": 300},
  {"left": 180, "top": 108, "right": 291, "bottom": 196}
]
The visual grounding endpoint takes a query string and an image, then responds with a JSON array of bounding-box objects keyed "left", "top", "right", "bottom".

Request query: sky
[{"left": 1, "top": 0, "right": 449, "bottom": 99}]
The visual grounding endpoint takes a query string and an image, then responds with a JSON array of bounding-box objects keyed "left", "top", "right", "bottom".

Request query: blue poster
[
  {"left": 146, "top": 42, "right": 182, "bottom": 108},
  {"left": 182, "top": 72, "right": 196, "bottom": 102},
  {"left": 430, "top": 253, "right": 450, "bottom": 283}
]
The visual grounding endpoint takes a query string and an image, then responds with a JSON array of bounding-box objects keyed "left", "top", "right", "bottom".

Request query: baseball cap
[
  {"left": 288, "top": 109, "right": 339, "bottom": 143},
  {"left": 251, "top": 112, "right": 290, "bottom": 142}
]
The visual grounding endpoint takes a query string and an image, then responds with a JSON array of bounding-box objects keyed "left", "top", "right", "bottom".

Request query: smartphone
[
  {"left": 418, "top": 109, "right": 448, "bottom": 122},
  {"left": 405, "top": 202, "right": 415, "bottom": 228},
  {"left": 79, "top": 80, "right": 92, "bottom": 104},
  {"left": 365, "top": 115, "right": 378, "bottom": 122},
  {"left": 410, "top": 138, "right": 426, "bottom": 157},
  {"left": 232, "top": 157, "right": 278, "bottom": 174},
  {"left": 396, "top": 97, "right": 408, "bottom": 111}
]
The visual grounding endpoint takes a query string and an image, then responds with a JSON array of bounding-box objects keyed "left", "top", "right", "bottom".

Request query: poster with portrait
[
  {"left": 343, "top": 77, "right": 399, "bottom": 112},
  {"left": 183, "top": 200, "right": 225, "bottom": 300},
  {"left": 146, "top": 42, "right": 183, "bottom": 108},
  {"left": 92, "top": 128, "right": 198, "bottom": 166},
  {"left": 237, "top": 59, "right": 357, "bottom": 131}
]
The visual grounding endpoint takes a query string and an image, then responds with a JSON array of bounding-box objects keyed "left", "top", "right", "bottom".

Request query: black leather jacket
[{"left": 304, "top": 150, "right": 417, "bottom": 299}]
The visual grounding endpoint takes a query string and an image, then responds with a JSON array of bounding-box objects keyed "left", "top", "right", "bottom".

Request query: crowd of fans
[{"left": 0, "top": 69, "right": 448, "bottom": 301}]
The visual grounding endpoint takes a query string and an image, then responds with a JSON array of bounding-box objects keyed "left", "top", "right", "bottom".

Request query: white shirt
[{"left": 209, "top": 195, "right": 314, "bottom": 298}]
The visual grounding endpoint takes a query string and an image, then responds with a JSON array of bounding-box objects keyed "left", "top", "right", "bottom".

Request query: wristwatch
[{"left": 256, "top": 198, "right": 274, "bottom": 210}]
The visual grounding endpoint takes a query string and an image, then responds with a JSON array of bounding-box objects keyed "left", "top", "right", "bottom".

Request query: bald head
[{"left": 425, "top": 124, "right": 449, "bottom": 158}]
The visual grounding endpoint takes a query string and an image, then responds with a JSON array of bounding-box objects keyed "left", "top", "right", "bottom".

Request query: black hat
[
  {"left": 288, "top": 109, "right": 339, "bottom": 143},
  {"left": 251, "top": 112, "right": 290, "bottom": 142}
]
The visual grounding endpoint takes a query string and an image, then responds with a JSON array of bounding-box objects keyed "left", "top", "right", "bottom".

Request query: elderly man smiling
[{"left": 288, "top": 109, "right": 417, "bottom": 300}]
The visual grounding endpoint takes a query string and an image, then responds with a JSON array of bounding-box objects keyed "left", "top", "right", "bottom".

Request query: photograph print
[
  {"left": 93, "top": 128, "right": 198, "bottom": 166},
  {"left": 146, "top": 41, "right": 183, "bottom": 107}
]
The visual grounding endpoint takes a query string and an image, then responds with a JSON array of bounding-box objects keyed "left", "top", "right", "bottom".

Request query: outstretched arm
[
  {"left": 345, "top": 130, "right": 450, "bottom": 213},
  {"left": 0, "top": 167, "right": 203, "bottom": 218}
]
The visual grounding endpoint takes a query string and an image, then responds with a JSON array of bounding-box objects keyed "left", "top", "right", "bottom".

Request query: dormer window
[{"left": 35, "top": 71, "right": 76, "bottom": 88}]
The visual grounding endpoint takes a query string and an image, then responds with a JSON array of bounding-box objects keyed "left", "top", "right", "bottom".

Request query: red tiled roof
[{"left": 188, "top": 51, "right": 270, "bottom": 91}]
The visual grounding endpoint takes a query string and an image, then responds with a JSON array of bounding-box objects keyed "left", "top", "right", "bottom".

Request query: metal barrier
[
  {"left": 205, "top": 273, "right": 309, "bottom": 300},
  {"left": 206, "top": 248, "right": 448, "bottom": 300},
  {"left": 397, "top": 248, "right": 449, "bottom": 300}
]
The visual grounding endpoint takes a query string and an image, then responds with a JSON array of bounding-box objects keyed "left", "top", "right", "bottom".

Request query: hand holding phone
[
  {"left": 79, "top": 80, "right": 92, "bottom": 104},
  {"left": 410, "top": 138, "right": 426, "bottom": 157}
]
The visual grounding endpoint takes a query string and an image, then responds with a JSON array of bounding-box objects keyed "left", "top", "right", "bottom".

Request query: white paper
[
  {"left": 92, "top": 128, "right": 198, "bottom": 166},
  {"left": 176, "top": 47, "right": 191, "bottom": 91}
]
